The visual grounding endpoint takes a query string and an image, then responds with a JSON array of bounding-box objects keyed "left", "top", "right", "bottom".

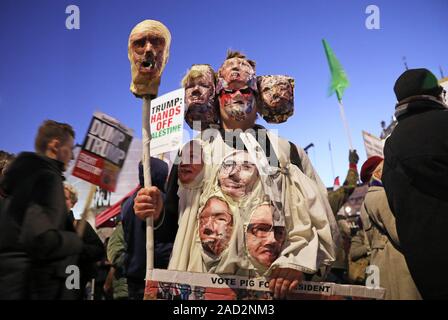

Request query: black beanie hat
[{"left": 394, "top": 68, "right": 443, "bottom": 102}]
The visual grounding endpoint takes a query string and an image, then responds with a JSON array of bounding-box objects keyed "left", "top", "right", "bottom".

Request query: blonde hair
[
  {"left": 64, "top": 183, "right": 78, "bottom": 206},
  {"left": 181, "top": 64, "right": 215, "bottom": 87}
]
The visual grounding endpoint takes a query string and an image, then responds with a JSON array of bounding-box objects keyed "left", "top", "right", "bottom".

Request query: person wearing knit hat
[
  {"left": 382, "top": 68, "right": 448, "bottom": 299},
  {"left": 394, "top": 68, "right": 444, "bottom": 102},
  {"left": 360, "top": 156, "right": 383, "bottom": 184},
  {"left": 393, "top": 68, "right": 447, "bottom": 120}
]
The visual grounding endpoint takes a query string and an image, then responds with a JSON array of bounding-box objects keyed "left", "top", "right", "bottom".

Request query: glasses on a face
[
  {"left": 221, "top": 160, "right": 256, "bottom": 174},
  {"left": 247, "top": 223, "right": 286, "bottom": 240},
  {"left": 222, "top": 87, "right": 253, "bottom": 95}
]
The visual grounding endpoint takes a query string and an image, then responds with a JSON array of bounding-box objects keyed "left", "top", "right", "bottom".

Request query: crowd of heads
[{"left": 182, "top": 50, "right": 295, "bottom": 131}]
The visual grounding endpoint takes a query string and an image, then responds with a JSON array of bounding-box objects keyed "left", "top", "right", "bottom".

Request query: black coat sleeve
[
  {"left": 20, "top": 171, "right": 82, "bottom": 261},
  {"left": 79, "top": 222, "right": 105, "bottom": 263}
]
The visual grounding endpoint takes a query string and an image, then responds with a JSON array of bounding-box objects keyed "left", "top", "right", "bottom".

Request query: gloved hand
[{"left": 349, "top": 150, "right": 359, "bottom": 165}]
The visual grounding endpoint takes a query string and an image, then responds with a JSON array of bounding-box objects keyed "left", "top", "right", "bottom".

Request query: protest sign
[
  {"left": 150, "top": 88, "right": 185, "bottom": 155},
  {"left": 72, "top": 112, "right": 133, "bottom": 192},
  {"left": 362, "top": 130, "right": 384, "bottom": 158},
  {"left": 144, "top": 269, "right": 385, "bottom": 300}
]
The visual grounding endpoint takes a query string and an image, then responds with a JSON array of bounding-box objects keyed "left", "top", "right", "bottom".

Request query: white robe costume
[{"left": 168, "top": 128, "right": 335, "bottom": 277}]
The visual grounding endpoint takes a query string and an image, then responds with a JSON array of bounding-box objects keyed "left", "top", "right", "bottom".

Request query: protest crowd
[{"left": 0, "top": 20, "right": 447, "bottom": 301}]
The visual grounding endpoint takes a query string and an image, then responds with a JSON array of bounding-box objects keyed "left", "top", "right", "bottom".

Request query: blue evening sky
[{"left": 1, "top": 0, "right": 447, "bottom": 186}]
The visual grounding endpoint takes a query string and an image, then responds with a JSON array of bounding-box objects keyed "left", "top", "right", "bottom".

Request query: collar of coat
[
  {"left": 0, "top": 152, "right": 65, "bottom": 197},
  {"left": 395, "top": 95, "right": 448, "bottom": 120}
]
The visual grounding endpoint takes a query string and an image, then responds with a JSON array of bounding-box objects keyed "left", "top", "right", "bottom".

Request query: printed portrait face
[
  {"left": 257, "top": 75, "right": 294, "bottom": 123},
  {"left": 64, "top": 187, "right": 74, "bottom": 210},
  {"left": 216, "top": 56, "right": 258, "bottom": 124},
  {"left": 128, "top": 20, "right": 171, "bottom": 97},
  {"left": 198, "top": 197, "right": 233, "bottom": 257},
  {"left": 218, "top": 151, "right": 259, "bottom": 200},
  {"left": 100, "top": 162, "right": 119, "bottom": 192},
  {"left": 184, "top": 65, "right": 218, "bottom": 130},
  {"left": 246, "top": 204, "right": 286, "bottom": 267},
  {"left": 178, "top": 140, "right": 204, "bottom": 185},
  {"left": 372, "top": 160, "right": 384, "bottom": 181},
  {"left": 219, "top": 58, "right": 255, "bottom": 90},
  {"left": 218, "top": 87, "right": 256, "bottom": 122}
]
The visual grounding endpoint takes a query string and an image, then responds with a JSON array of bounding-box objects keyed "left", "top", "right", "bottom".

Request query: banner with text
[
  {"left": 362, "top": 130, "right": 384, "bottom": 158},
  {"left": 150, "top": 88, "right": 185, "bottom": 155},
  {"left": 72, "top": 112, "right": 133, "bottom": 192},
  {"left": 144, "top": 269, "right": 385, "bottom": 300}
]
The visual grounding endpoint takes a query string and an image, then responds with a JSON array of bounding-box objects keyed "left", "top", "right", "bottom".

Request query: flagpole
[
  {"left": 338, "top": 99, "right": 353, "bottom": 150},
  {"left": 328, "top": 141, "right": 336, "bottom": 180}
]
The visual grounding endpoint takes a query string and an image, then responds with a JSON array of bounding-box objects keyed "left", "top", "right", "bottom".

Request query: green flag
[{"left": 322, "top": 39, "right": 349, "bottom": 102}]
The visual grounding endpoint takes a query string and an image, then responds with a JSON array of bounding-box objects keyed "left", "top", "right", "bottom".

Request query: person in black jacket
[
  {"left": 0, "top": 120, "right": 83, "bottom": 300},
  {"left": 121, "top": 158, "right": 170, "bottom": 300},
  {"left": 63, "top": 183, "right": 105, "bottom": 300},
  {"left": 382, "top": 68, "right": 448, "bottom": 299}
]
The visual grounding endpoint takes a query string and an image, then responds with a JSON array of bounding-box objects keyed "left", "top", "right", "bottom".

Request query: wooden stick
[
  {"left": 76, "top": 183, "right": 96, "bottom": 238},
  {"left": 142, "top": 96, "right": 154, "bottom": 272}
]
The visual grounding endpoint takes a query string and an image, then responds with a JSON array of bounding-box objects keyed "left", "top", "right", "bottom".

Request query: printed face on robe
[
  {"left": 218, "top": 151, "right": 259, "bottom": 200},
  {"left": 128, "top": 20, "right": 171, "bottom": 97},
  {"left": 257, "top": 75, "right": 294, "bottom": 123},
  {"left": 246, "top": 204, "right": 286, "bottom": 267},
  {"left": 184, "top": 67, "right": 218, "bottom": 130},
  {"left": 198, "top": 197, "right": 233, "bottom": 257},
  {"left": 178, "top": 141, "right": 204, "bottom": 185}
]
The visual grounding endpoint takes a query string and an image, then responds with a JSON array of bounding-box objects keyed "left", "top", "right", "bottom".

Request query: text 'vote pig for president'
[{"left": 72, "top": 112, "right": 133, "bottom": 192}]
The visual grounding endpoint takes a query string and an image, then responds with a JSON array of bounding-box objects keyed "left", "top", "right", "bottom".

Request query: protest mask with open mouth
[
  {"left": 216, "top": 55, "right": 258, "bottom": 122},
  {"left": 128, "top": 20, "right": 171, "bottom": 97},
  {"left": 183, "top": 64, "right": 219, "bottom": 130},
  {"left": 257, "top": 75, "right": 294, "bottom": 124}
]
